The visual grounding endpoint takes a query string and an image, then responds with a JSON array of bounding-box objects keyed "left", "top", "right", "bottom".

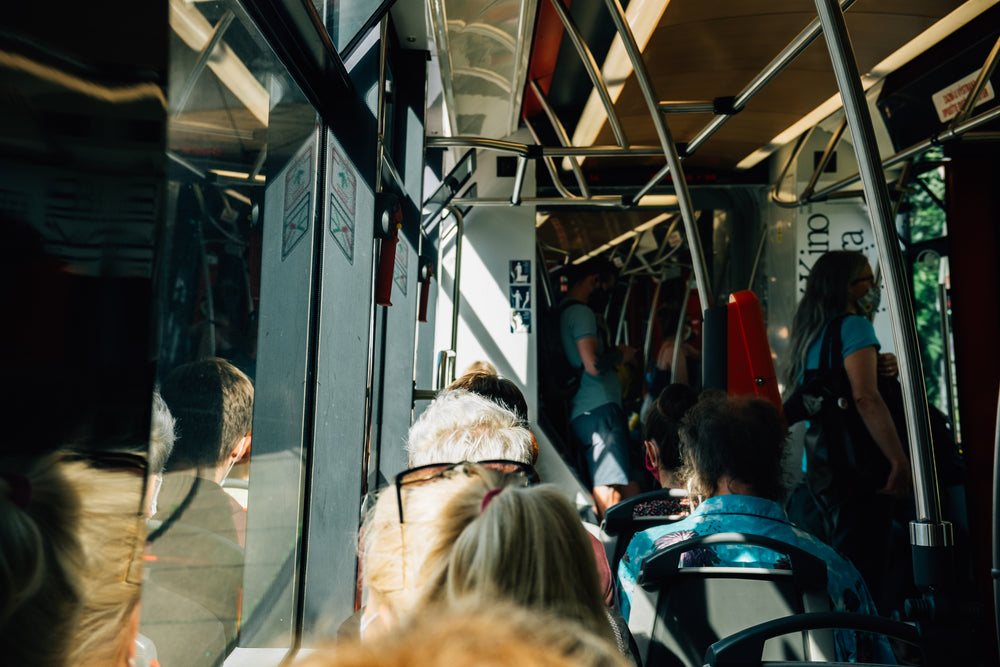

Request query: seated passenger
[
  {"left": 293, "top": 601, "right": 629, "bottom": 667},
  {"left": 447, "top": 367, "right": 537, "bottom": 461},
  {"left": 1, "top": 450, "right": 149, "bottom": 667},
  {"left": 406, "top": 386, "right": 613, "bottom": 605},
  {"left": 156, "top": 358, "right": 253, "bottom": 546},
  {"left": 634, "top": 383, "right": 698, "bottom": 517},
  {"left": 447, "top": 369, "right": 529, "bottom": 423},
  {"left": 1, "top": 455, "right": 83, "bottom": 667},
  {"left": 147, "top": 358, "right": 252, "bottom": 658},
  {"left": 617, "top": 394, "right": 894, "bottom": 663},
  {"left": 406, "top": 389, "right": 534, "bottom": 467},
  {"left": 361, "top": 463, "right": 626, "bottom": 656}
]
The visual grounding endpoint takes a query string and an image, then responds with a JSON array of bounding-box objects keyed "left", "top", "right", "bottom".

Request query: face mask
[{"left": 856, "top": 285, "right": 882, "bottom": 317}]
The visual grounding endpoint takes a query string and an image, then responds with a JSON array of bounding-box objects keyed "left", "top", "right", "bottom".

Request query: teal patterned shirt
[{"left": 616, "top": 494, "right": 895, "bottom": 663}]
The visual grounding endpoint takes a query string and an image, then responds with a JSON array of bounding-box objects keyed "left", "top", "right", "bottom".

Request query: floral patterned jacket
[{"left": 616, "top": 494, "right": 895, "bottom": 663}]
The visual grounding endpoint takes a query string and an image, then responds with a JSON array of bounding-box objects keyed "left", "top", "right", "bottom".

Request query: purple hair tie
[
  {"left": 480, "top": 488, "right": 503, "bottom": 512},
  {"left": 1, "top": 473, "right": 32, "bottom": 510}
]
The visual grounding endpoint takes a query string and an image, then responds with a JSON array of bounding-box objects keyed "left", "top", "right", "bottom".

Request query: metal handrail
[
  {"left": 602, "top": 0, "right": 711, "bottom": 311},
  {"left": 814, "top": 0, "right": 947, "bottom": 538},
  {"left": 546, "top": 0, "right": 629, "bottom": 147}
]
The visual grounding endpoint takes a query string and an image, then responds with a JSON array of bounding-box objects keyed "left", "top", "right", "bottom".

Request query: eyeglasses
[
  {"left": 394, "top": 459, "right": 539, "bottom": 524},
  {"left": 851, "top": 274, "right": 876, "bottom": 286}
]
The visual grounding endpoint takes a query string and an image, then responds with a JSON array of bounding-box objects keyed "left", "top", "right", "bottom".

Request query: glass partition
[{"left": 141, "top": 0, "right": 319, "bottom": 663}]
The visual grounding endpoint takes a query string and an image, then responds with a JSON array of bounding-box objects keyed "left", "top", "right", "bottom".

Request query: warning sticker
[
  {"left": 931, "top": 70, "right": 995, "bottom": 123},
  {"left": 328, "top": 148, "right": 357, "bottom": 264},
  {"left": 510, "top": 285, "right": 530, "bottom": 310},
  {"left": 282, "top": 143, "right": 313, "bottom": 260},
  {"left": 509, "top": 259, "right": 531, "bottom": 284},
  {"left": 510, "top": 309, "right": 531, "bottom": 333},
  {"left": 282, "top": 198, "right": 310, "bottom": 259}
]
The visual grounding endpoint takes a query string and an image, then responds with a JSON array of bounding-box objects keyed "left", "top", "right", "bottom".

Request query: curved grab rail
[{"left": 705, "top": 611, "right": 920, "bottom": 667}]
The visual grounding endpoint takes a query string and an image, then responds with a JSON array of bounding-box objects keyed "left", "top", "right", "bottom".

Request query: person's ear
[
  {"left": 230, "top": 432, "right": 251, "bottom": 465},
  {"left": 644, "top": 440, "right": 660, "bottom": 469}
]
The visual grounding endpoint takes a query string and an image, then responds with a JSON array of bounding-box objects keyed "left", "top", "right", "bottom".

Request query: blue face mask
[{"left": 856, "top": 285, "right": 882, "bottom": 317}]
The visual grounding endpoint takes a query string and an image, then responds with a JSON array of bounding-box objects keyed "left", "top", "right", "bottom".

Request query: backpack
[{"left": 538, "top": 299, "right": 586, "bottom": 404}]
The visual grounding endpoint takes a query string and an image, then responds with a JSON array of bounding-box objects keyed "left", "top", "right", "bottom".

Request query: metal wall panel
[
  {"left": 301, "top": 130, "right": 376, "bottom": 636},
  {"left": 376, "top": 232, "right": 420, "bottom": 480},
  {"left": 240, "top": 130, "right": 320, "bottom": 649}
]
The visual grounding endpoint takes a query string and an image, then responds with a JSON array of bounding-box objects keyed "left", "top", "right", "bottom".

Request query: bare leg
[{"left": 592, "top": 481, "right": 640, "bottom": 520}]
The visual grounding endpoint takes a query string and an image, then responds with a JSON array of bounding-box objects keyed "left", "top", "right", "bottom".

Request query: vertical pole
[{"left": 812, "top": 0, "right": 952, "bottom": 553}]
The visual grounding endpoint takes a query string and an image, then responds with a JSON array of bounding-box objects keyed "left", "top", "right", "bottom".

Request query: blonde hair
[
  {"left": 363, "top": 466, "right": 612, "bottom": 644},
  {"left": 292, "top": 601, "right": 629, "bottom": 667},
  {"left": 57, "top": 455, "right": 147, "bottom": 667},
  {"left": 406, "top": 390, "right": 534, "bottom": 466},
  {"left": 0, "top": 455, "right": 84, "bottom": 667}
]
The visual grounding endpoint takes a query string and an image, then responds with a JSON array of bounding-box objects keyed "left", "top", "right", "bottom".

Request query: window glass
[
  {"left": 321, "top": 0, "right": 383, "bottom": 56},
  {"left": 141, "top": 1, "right": 317, "bottom": 664}
]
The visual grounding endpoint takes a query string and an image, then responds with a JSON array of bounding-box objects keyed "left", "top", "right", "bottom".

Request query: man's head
[
  {"left": 159, "top": 358, "right": 253, "bottom": 481},
  {"left": 407, "top": 390, "right": 534, "bottom": 466},
  {"left": 563, "top": 258, "right": 616, "bottom": 298}
]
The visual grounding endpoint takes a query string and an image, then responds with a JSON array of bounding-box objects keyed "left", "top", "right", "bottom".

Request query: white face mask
[{"left": 856, "top": 285, "right": 882, "bottom": 318}]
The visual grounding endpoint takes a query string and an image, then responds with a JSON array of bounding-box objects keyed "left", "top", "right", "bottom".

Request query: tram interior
[{"left": 2, "top": 0, "right": 1000, "bottom": 665}]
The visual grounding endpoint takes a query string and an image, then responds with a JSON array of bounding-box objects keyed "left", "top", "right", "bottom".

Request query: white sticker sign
[{"left": 931, "top": 70, "right": 995, "bottom": 123}]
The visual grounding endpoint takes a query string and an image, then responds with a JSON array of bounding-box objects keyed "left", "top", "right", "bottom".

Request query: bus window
[{"left": 141, "top": 0, "right": 319, "bottom": 664}]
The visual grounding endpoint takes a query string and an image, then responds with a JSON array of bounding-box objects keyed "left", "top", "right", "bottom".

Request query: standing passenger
[
  {"left": 560, "top": 260, "right": 639, "bottom": 518},
  {"left": 784, "top": 250, "right": 910, "bottom": 605}
]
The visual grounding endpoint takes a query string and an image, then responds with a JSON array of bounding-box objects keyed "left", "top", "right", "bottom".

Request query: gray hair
[
  {"left": 407, "top": 390, "right": 534, "bottom": 466},
  {"left": 149, "top": 390, "right": 176, "bottom": 475}
]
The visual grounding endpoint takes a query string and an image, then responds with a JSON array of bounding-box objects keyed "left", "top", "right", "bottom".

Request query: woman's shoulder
[{"left": 839, "top": 314, "right": 879, "bottom": 355}]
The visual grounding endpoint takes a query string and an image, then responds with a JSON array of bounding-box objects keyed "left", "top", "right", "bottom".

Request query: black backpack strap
[{"left": 818, "top": 314, "right": 848, "bottom": 372}]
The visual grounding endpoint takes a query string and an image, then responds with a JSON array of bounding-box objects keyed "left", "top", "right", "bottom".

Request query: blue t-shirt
[
  {"left": 805, "top": 314, "right": 880, "bottom": 372},
  {"left": 560, "top": 300, "right": 622, "bottom": 420},
  {"left": 617, "top": 495, "right": 894, "bottom": 663}
]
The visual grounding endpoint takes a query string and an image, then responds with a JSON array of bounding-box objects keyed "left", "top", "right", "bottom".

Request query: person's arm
[
  {"left": 655, "top": 339, "right": 689, "bottom": 385},
  {"left": 843, "top": 346, "right": 911, "bottom": 495},
  {"left": 576, "top": 337, "right": 602, "bottom": 376}
]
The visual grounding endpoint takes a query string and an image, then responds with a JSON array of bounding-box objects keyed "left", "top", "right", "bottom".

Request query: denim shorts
[{"left": 570, "top": 402, "right": 630, "bottom": 487}]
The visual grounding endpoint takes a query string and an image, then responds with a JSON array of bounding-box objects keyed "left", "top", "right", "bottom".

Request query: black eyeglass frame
[{"left": 393, "top": 459, "right": 539, "bottom": 524}]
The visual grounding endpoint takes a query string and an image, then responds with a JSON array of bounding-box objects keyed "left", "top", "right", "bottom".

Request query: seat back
[
  {"left": 602, "top": 488, "right": 687, "bottom": 569},
  {"left": 627, "top": 532, "right": 834, "bottom": 667}
]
